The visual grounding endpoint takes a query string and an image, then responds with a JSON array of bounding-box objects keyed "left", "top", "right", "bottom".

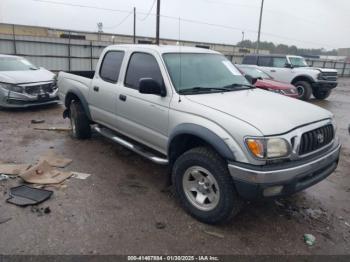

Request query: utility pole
[
  {"left": 133, "top": 7, "right": 136, "bottom": 44},
  {"left": 256, "top": 0, "right": 264, "bottom": 54},
  {"left": 156, "top": 0, "right": 160, "bottom": 45},
  {"left": 241, "top": 31, "right": 245, "bottom": 45}
]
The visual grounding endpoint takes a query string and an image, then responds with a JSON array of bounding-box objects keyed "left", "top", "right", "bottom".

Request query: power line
[
  {"left": 33, "top": 0, "right": 132, "bottom": 14},
  {"left": 32, "top": 0, "right": 336, "bottom": 48},
  {"left": 137, "top": 0, "right": 156, "bottom": 21},
  {"left": 104, "top": 10, "right": 133, "bottom": 29}
]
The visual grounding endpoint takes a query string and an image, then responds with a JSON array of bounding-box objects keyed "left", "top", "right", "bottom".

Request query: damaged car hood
[
  {"left": 0, "top": 68, "right": 55, "bottom": 84},
  {"left": 185, "top": 88, "right": 332, "bottom": 135}
]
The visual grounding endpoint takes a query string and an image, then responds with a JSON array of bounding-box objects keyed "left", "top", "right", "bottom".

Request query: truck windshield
[
  {"left": 163, "top": 53, "right": 250, "bottom": 94},
  {"left": 289, "top": 57, "right": 308, "bottom": 68},
  {"left": 0, "top": 57, "right": 39, "bottom": 71}
]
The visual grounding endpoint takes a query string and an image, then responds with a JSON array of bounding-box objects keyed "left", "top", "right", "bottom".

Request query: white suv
[{"left": 242, "top": 54, "right": 338, "bottom": 100}]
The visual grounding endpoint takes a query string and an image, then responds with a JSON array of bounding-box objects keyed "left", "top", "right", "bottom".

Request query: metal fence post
[
  {"left": 68, "top": 31, "right": 71, "bottom": 71},
  {"left": 342, "top": 62, "right": 346, "bottom": 77},
  {"left": 90, "top": 41, "right": 93, "bottom": 70},
  {"left": 12, "top": 24, "right": 17, "bottom": 55}
]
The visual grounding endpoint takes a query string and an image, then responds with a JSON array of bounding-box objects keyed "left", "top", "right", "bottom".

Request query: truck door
[
  {"left": 115, "top": 51, "right": 171, "bottom": 154},
  {"left": 89, "top": 51, "right": 124, "bottom": 128},
  {"left": 258, "top": 56, "right": 294, "bottom": 84}
]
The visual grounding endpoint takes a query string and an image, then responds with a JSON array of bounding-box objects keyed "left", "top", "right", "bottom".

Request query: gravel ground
[{"left": 0, "top": 79, "right": 349, "bottom": 255}]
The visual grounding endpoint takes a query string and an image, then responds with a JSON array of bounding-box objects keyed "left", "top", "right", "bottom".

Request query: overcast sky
[{"left": 1, "top": 0, "right": 349, "bottom": 49}]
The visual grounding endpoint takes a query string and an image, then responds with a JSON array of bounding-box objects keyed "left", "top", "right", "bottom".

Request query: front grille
[
  {"left": 24, "top": 83, "right": 55, "bottom": 95},
  {"left": 320, "top": 72, "right": 337, "bottom": 81},
  {"left": 299, "top": 124, "right": 334, "bottom": 155}
]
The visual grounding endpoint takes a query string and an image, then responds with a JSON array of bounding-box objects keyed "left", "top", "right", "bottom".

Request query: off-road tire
[
  {"left": 172, "top": 147, "right": 243, "bottom": 224},
  {"left": 69, "top": 100, "right": 91, "bottom": 139},
  {"left": 294, "top": 81, "right": 312, "bottom": 101},
  {"left": 313, "top": 89, "right": 331, "bottom": 100}
]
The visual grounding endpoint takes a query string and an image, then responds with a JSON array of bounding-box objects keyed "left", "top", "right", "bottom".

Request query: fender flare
[
  {"left": 291, "top": 74, "right": 315, "bottom": 84},
  {"left": 168, "top": 123, "right": 235, "bottom": 161},
  {"left": 65, "top": 88, "right": 92, "bottom": 120}
]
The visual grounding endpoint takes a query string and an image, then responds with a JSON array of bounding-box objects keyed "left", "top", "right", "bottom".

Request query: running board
[{"left": 92, "top": 126, "right": 168, "bottom": 165}]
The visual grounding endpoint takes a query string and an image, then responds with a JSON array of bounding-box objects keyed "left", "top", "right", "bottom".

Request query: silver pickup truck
[{"left": 58, "top": 45, "right": 341, "bottom": 224}]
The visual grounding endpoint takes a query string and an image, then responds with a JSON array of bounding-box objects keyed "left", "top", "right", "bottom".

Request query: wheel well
[
  {"left": 291, "top": 75, "right": 314, "bottom": 85},
  {"left": 64, "top": 92, "right": 80, "bottom": 109},
  {"left": 168, "top": 134, "right": 218, "bottom": 166}
]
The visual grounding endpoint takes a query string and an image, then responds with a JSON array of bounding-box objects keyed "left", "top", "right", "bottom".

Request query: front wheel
[
  {"left": 313, "top": 89, "right": 331, "bottom": 100},
  {"left": 172, "top": 147, "right": 242, "bottom": 224},
  {"left": 294, "top": 81, "right": 312, "bottom": 101}
]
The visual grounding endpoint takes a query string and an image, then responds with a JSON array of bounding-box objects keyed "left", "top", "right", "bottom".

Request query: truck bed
[{"left": 63, "top": 71, "right": 95, "bottom": 79}]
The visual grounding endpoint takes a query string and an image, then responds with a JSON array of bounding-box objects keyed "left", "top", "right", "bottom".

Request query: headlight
[
  {"left": 245, "top": 137, "right": 290, "bottom": 159},
  {"left": 0, "top": 82, "right": 23, "bottom": 93}
]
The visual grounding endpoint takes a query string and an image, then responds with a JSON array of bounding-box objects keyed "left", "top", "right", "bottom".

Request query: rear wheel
[
  {"left": 69, "top": 100, "right": 91, "bottom": 139},
  {"left": 294, "top": 81, "right": 312, "bottom": 101},
  {"left": 172, "top": 147, "right": 242, "bottom": 224},
  {"left": 313, "top": 89, "right": 331, "bottom": 100}
]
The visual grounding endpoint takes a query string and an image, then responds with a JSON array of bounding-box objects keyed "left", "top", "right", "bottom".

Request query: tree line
[{"left": 237, "top": 40, "right": 337, "bottom": 56}]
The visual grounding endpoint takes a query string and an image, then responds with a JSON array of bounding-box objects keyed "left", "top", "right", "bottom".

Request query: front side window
[
  {"left": 0, "top": 57, "right": 38, "bottom": 71},
  {"left": 289, "top": 57, "right": 308, "bottom": 67},
  {"left": 99, "top": 51, "right": 124, "bottom": 82},
  {"left": 163, "top": 53, "right": 250, "bottom": 93},
  {"left": 272, "top": 57, "right": 288, "bottom": 68},
  {"left": 125, "top": 53, "right": 163, "bottom": 89}
]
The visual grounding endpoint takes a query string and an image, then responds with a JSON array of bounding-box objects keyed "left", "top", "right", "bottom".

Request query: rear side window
[
  {"left": 242, "top": 56, "right": 258, "bottom": 65},
  {"left": 272, "top": 57, "right": 288, "bottom": 67},
  {"left": 99, "top": 51, "right": 124, "bottom": 83},
  {"left": 125, "top": 52, "right": 163, "bottom": 89},
  {"left": 258, "top": 56, "right": 272, "bottom": 67}
]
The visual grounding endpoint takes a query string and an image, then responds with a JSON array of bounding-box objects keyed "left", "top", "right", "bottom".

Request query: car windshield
[
  {"left": 162, "top": 53, "right": 250, "bottom": 94},
  {"left": 0, "top": 57, "right": 39, "bottom": 71},
  {"left": 238, "top": 66, "right": 271, "bottom": 79},
  {"left": 289, "top": 57, "right": 308, "bottom": 67}
]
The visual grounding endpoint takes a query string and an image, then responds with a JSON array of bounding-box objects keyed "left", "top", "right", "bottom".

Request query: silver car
[{"left": 0, "top": 55, "right": 58, "bottom": 108}]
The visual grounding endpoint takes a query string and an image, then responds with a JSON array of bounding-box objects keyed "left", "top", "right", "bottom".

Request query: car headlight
[
  {"left": 0, "top": 82, "right": 23, "bottom": 93},
  {"left": 245, "top": 137, "right": 291, "bottom": 159}
]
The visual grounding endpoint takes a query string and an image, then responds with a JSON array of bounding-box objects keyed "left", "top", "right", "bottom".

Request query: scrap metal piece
[
  {"left": 6, "top": 185, "right": 53, "bottom": 207},
  {"left": 71, "top": 172, "right": 91, "bottom": 180},
  {"left": 34, "top": 126, "right": 71, "bottom": 131}
]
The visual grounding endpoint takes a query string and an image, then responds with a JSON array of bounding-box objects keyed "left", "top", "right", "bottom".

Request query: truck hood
[
  {"left": 0, "top": 68, "right": 55, "bottom": 84},
  {"left": 296, "top": 67, "right": 337, "bottom": 73},
  {"left": 256, "top": 79, "right": 295, "bottom": 90},
  {"left": 185, "top": 88, "right": 332, "bottom": 135}
]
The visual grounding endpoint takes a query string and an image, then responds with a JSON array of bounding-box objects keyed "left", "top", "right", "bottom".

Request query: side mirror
[
  {"left": 245, "top": 74, "right": 258, "bottom": 85},
  {"left": 285, "top": 63, "right": 293, "bottom": 68},
  {"left": 138, "top": 78, "right": 165, "bottom": 97}
]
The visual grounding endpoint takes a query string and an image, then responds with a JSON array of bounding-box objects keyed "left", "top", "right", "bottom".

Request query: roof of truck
[
  {"left": 0, "top": 54, "right": 22, "bottom": 58},
  {"left": 105, "top": 44, "right": 220, "bottom": 54}
]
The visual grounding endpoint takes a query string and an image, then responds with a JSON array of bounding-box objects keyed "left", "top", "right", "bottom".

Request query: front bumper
[
  {"left": 312, "top": 81, "right": 338, "bottom": 90},
  {"left": 228, "top": 142, "right": 341, "bottom": 199},
  {"left": 0, "top": 88, "right": 59, "bottom": 108}
]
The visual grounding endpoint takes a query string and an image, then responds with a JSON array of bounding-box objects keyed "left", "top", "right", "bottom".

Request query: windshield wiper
[
  {"left": 29, "top": 67, "right": 39, "bottom": 70},
  {"left": 178, "top": 86, "right": 232, "bottom": 94},
  {"left": 222, "top": 83, "right": 256, "bottom": 90}
]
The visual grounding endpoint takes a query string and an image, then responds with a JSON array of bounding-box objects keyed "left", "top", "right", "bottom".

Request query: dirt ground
[{"left": 0, "top": 79, "right": 349, "bottom": 255}]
